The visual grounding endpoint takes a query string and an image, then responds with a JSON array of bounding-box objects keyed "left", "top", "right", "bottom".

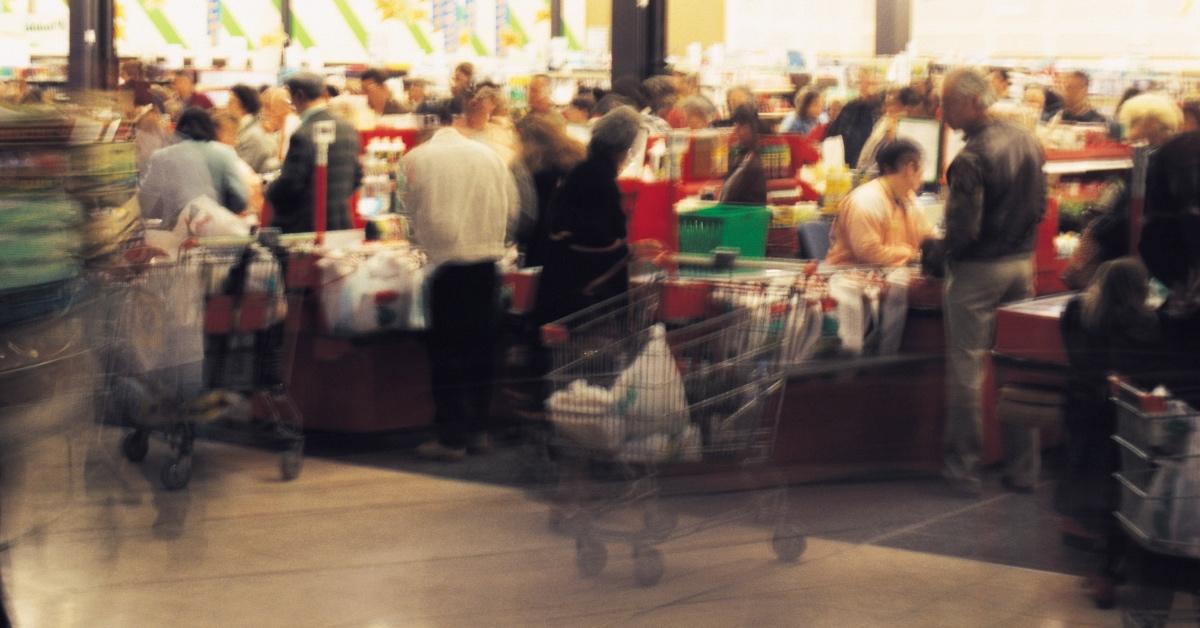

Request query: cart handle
[{"left": 1108, "top": 375, "right": 1168, "bottom": 413}]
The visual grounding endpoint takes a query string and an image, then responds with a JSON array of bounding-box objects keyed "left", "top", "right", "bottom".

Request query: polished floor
[{"left": 0, "top": 403, "right": 1151, "bottom": 628}]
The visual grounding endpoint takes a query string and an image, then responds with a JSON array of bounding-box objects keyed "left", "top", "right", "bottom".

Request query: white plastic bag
[
  {"left": 1166, "top": 431, "right": 1200, "bottom": 556},
  {"left": 546, "top": 380, "right": 624, "bottom": 450},
  {"left": 317, "top": 248, "right": 423, "bottom": 335},
  {"left": 180, "top": 196, "right": 251, "bottom": 238},
  {"left": 613, "top": 324, "right": 689, "bottom": 438},
  {"left": 879, "top": 268, "right": 911, "bottom": 355},
  {"left": 828, "top": 273, "right": 867, "bottom": 355}
]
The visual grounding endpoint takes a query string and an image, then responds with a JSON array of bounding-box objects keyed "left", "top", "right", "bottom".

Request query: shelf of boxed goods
[{"left": 1034, "top": 143, "right": 1135, "bottom": 296}]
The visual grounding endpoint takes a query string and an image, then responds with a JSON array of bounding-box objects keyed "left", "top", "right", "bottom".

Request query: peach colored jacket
[{"left": 826, "top": 179, "right": 933, "bottom": 266}]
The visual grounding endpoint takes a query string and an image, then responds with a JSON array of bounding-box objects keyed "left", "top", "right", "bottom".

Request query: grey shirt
[
  {"left": 236, "top": 116, "right": 279, "bottom": 174},
  {"left": 138, "top": 139, "right": 250, "bottom": 228}
]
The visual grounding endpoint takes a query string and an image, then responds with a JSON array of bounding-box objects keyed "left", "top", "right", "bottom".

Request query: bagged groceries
[
  {"left": 317, "top": 247, "right": 426, "bottom": 335},
  {"left": 548, "top": 325, "right": 693, "bottom": 463},
  {"left": 613, "top": 324, "right": 690, "bottom": 439},
  {"left": 546, "top": 380, "right": 625, "bottom": 451},
  {"left": 179, "top": 196, "right": 252, "bottom": 238}
]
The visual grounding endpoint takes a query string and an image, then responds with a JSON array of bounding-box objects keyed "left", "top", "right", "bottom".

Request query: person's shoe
[
  {"left": 1001, "top": 476, "right": 1035, "bottom": 494},
  {"left": 467, "top": 434, "right": 493, "bottom": 456},
  {"left": 941, "top": 469, "right": 983, "bottom": 498},
  {"left": 415, "top": 440, "right": 467, "bottom": 462}
]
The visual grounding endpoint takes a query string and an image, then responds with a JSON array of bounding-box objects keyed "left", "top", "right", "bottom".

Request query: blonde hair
[
  {"left": 1118, "top": 93, "right": 1183, "bottom": 136},
  {"left": 1081, "top": 257, "right": 1154, "bottom": 334},
  {"left": 516, "top": 112, "right": 585, "bottom": 174}
]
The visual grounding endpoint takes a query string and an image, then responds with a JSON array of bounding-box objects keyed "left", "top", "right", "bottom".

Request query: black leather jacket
[{"left": 944, "top": 119, "right": 1046, "bottom": 261}]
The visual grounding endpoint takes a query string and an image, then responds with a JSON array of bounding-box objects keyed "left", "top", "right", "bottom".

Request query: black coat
[
  {"left": 267, "top": 108, "right": 363, "bottom": 234},
  {"left": 825, "top": 97, "right": 881, "bottom": 169},
  {"left": 523, "top": 166, "right": 571, "bottom": 269},
  {"left": 533, "top": 153, "right": 629, "bottom": 326},
  {"left": 1055, "top": 297, "right": 1160, "bottom": 532}
]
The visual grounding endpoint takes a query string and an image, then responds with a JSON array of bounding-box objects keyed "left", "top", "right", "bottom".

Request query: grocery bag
[
  {"left": 180, "top": 196, "right": 251, "bottom": 238},
  {"left": 879, "top": 268, "right": 911, "bottom": 355},
  {"left": 546, "top": 380, "right": 624, "bottom": 450},
  {"left": 613, "top": 324, "right": 689, "bottom": 438}
]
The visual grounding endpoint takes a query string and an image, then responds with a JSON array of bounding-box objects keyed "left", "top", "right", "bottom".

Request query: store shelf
[{"left": 1043, "top": 158, "right": 1133, "bottom": 175}]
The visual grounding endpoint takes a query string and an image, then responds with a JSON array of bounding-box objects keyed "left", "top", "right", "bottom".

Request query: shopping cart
[
  {"left": 1109, "top": 376, "right": 1200, "bottom": 627},
  {"left": 540, "top": 275, "right": 806, "bottom": 587},
  {"left": 97, "top": 235, "right": 304, "bottom": 490}
]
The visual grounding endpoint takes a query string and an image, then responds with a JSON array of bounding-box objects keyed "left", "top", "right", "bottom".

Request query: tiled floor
[{"left": 0, "top": 407, "right": 1138, "bottom": 628}]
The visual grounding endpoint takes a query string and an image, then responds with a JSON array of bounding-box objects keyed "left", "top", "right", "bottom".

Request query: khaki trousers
[{"left": 944, "top": 256, "right": 1038, "bottom": 485}]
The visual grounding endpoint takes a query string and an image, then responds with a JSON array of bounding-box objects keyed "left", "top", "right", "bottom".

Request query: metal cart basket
[
  {"left": 1110, "top": 376, "right": 1200, "bottom": 627},
  {"left": 541, "top": 276, "right": 806, "bottom": 587},
  {"left": 97, "top": 237, "right": 304, "bottom": 490}
]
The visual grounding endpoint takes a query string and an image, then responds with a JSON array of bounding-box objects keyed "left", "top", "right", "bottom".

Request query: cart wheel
[
  {"left": 632, "top": 546, "right": 665, "bottom": 587},
  {"left": 772, "top": 524, "right": 807, "bottom": 562},
  {"left": 575, "top": 537, "right": 607, "bottom": 578},
  {"left": 280, "top": 445, "right": 303, "bottom": 481},
  {"left": 161, "top": 456, "right": 192, "bottom": 491},
  {"left": 121, "top": 430, "right": 149, "bottom": 463},
  {"left": 643, "top": 506, "right": 678, "bottom": 537}
]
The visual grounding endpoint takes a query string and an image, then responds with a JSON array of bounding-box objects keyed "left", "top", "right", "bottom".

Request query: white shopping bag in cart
[
  {"left": 181, "top": 196, "right": 251, "bottom": 238},
  {"left": 122, "top": 262, "right": 205, "bottom": 402},
  {"left": 613, "top": 324, "right": 689, "bottom": 439},
  {"left": 546, "top": 380, "right": 624, "bottom": 450}
]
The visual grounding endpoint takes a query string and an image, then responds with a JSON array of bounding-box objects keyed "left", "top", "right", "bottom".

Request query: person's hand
[{"left": 630, "top": 239, "right": 667, "bottom": 263}]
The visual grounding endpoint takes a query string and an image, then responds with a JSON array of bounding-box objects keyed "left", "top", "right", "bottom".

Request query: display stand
[{"left": 282, "top": 249, "right": 435, "bottom": 433}]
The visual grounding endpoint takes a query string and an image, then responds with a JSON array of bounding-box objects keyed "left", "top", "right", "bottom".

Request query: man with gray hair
[{"left": 940, "top": 68, "right": 1046, "bottom": 496}]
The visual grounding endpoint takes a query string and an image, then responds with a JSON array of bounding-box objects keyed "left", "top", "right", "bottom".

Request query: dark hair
[
  {"left": 642, "top": 76, "right": 677, "bottom": 114},
  {"left": 175, "top": 107, "right": 217, "bottom": 142},
  {"left": 611, "top": 76, "right": 648, "bottom": 110},
  {"left": 570, "top": 94, "right": 596, "bottom": 115},
  {"left": 731, "top": 103, "right": 761, "bottom": 132},
  {"left": 454, "top": 62, "right": 475, "bottom": 79},
  {"left": 174, "top": 69, "right": 198, "bottom": 84},
  {"left": 1069, "top": 71, "right": 1091, "bottom": 87},
  {"left": 1183, "top": 100, "right": 1200, "bottom": 128},
  {"left": 876, "top": 138, "right": 923, "bottom": 175},
  {"left": 285, "top": 73, "right": 325, "bottom": 101},
  {"left": 1140, "top": 214, "right": 1200, "bottom": 287},
  {"left": 989, "top": 68, "right": 1010, "bottom": 83},
  {"left": 796, "top": 88, "right": 822, "bottom": 120},
  {"left": 595, "top": 93, "right": 636, "bottom": 116},
  {"left": 897, "top": 86, "right": 923, "bottom": 109},
  {"left": 229, "top": 84, "right": 261, "bottom": 115},
  {"left": 326, "top": 85, "right": 340, "bottom": 98},
  {"left": 361, "top": 68, "right": 389, "bottom": 85}
]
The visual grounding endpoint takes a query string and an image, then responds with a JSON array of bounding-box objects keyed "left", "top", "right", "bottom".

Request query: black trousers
[{"left": 427, "top": 262, "right": 500, "bottom": 448}]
